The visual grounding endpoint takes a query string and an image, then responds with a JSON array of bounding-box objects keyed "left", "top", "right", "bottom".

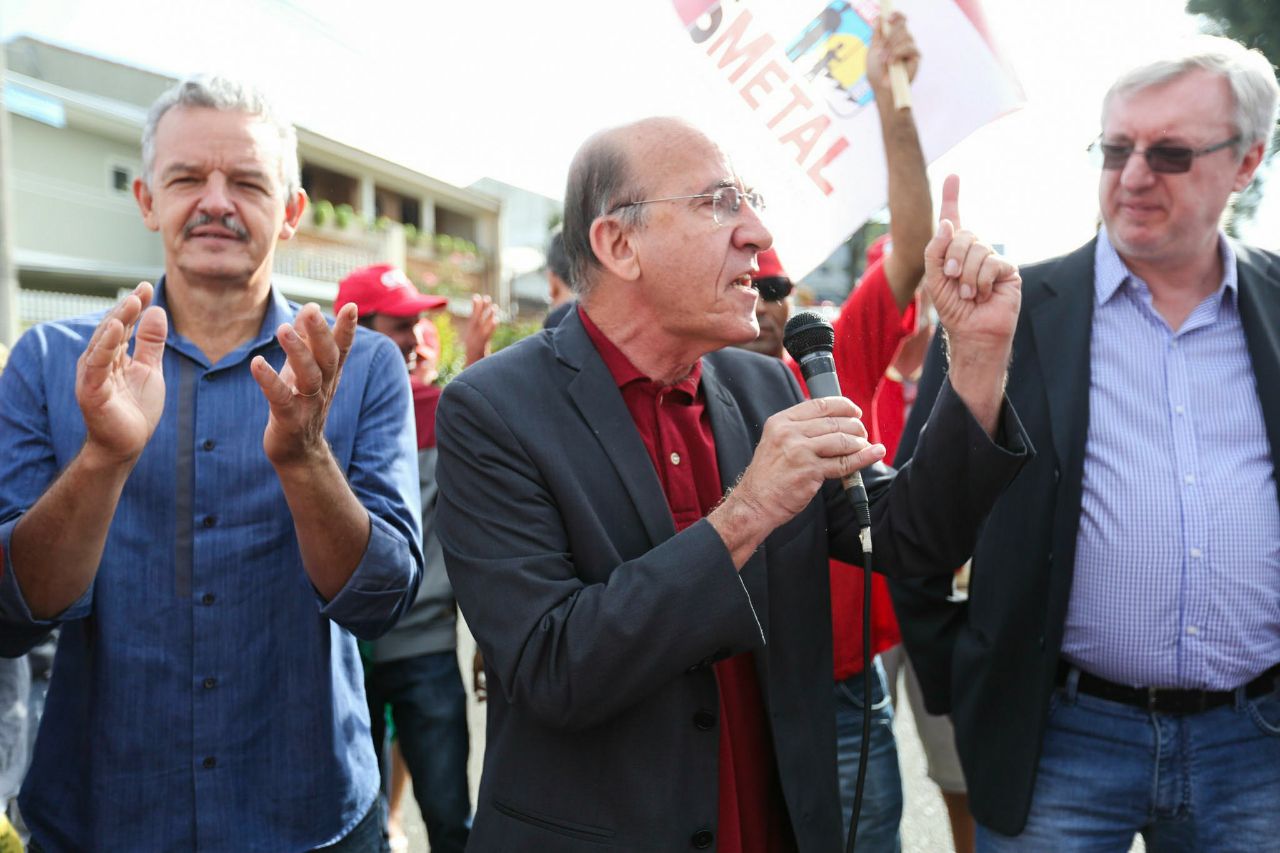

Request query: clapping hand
[
  {"left": 250, "top": 302, "right": 358, "bottom": 468},
  {"left": 76, "top": 282, "right": 168, "bottom": 464}
]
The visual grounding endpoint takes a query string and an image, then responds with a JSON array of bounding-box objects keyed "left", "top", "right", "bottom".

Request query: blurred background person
[
  {"left": 337, "top": 264, "right": 497, "bottom": 853},
  {"left": 543, "top": 230, "right": 576, "bottom": 329}
]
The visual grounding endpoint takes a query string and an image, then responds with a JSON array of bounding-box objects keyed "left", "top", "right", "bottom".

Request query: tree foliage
[
  {"left": 1186, "top": 0, "right": 1280, "bottom": 229},
  {"left": 1188, "top": 0, "right": 1280, "bottom": 64}
]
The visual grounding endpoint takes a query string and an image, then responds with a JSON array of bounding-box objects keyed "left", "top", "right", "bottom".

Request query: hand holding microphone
[
  {"left": 784, "top": 311, "right": 876, "bottom": 549},
  {"left": 706, "top": 355, "right": 884, "bottom": 568}
]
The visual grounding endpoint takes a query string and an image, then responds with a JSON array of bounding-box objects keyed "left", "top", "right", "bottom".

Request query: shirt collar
[
  {"left": 153, "top": 276, "right": 294, "bottom": 367},
  {"left": 577, "top": 305, "right": 702, "bottom": 397},
  {"left": 1095, "top": 227, "right": 1238, "bottom": 306}
]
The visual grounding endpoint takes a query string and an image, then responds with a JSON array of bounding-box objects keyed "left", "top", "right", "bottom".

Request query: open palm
[{"left": 76, "top": 284, "right": 168, "bottom": 462}]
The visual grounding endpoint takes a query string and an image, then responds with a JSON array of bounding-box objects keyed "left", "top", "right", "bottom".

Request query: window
[{"left": 106, "top": 159, "right": 139, "bottom": 196}]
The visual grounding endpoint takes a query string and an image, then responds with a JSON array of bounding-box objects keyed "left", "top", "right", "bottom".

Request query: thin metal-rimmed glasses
[
  {"left": 1087, "top": 135, "right": 1241, "bottom": 174},
  {"left": 611, "top": 186, "right": 766, "bottom": 226}
]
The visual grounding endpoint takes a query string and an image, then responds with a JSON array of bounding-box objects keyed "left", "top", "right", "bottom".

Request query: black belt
[{"left": 1056, "top": 661, "right": 1280, "bottom": 715}]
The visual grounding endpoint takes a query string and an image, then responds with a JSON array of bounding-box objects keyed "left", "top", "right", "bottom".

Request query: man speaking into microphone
[{"left": 435, "top": 116, "right": 1028, "bottom": 852}]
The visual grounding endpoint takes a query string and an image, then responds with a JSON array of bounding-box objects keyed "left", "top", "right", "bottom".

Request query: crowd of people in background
[{"left": 0, "top": 11, "right": 1278, "bottom": 853}]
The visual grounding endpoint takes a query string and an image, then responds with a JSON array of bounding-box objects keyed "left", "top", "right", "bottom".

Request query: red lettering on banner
[
  {"left": 806, "top": 138, "right": 849, "bottom": 196},
  {"left": 702, "top": 6, "right": 852, "bottom": 196},
  {"left": 767, "top": 84, "right": 813, "bottom": 130},
  {"left": 740, "top": 60, "right": 787, "bottom": 110},
  {"left": 778, "top": 115, "right": 831, "bottom": 165},
  {"left": 706, "top": 10, "right": 775, "bottom": 83}
]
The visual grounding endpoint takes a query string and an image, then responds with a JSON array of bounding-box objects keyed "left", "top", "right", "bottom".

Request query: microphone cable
[{"left": 782, "top": 311, "right": 874, "bottom": 853}]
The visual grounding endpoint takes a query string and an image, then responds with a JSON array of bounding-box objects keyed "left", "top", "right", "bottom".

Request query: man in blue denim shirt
[{"left": 0, "top": 74, "right": 422, "bottom": 852}]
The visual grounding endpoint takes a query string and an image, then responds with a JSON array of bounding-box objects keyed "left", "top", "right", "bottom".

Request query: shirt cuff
[
  {"left": 318, "top": 512, "right": 420, "bottom": 639},
  {"left": 940, "top": 378, "right": 1033, "bottom": 459},
  {"left": 0, "top": 518, "right": 91, "bottom": 654}
]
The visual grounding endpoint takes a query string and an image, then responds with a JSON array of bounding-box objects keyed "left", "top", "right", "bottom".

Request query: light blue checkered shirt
[{"left": 1060, "top": 228, "right": 1280, "bottom": 690}]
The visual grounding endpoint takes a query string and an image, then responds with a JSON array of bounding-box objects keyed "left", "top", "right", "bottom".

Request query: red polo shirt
[{"left": 580, "top": 307, "right": 796, "bottom": 853}]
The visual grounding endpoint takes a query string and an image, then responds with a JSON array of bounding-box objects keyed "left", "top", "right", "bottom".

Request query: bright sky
[{"left": 2, "top": 0, "right": 1275, "bottom": 265}]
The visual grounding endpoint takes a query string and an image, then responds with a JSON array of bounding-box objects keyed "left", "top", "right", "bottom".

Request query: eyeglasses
[
  {"left": 1087, "top": 135, "right": 1241, "bottom": 174},
  {"left": 611, "top": 186, "right": 766, "bottom": 226},
  {"left": 752, "top": 276, "right": 793, "bottom": 302}
]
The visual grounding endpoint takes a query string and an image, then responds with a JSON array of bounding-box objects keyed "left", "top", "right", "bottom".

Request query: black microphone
[{"left": 783, "top": 310, "right": 872, "bottom": 549}]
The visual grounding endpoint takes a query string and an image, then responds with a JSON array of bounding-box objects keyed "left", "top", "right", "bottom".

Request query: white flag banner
[{"left": 663, "top": 0, "right": 1024, "bottom": 279}]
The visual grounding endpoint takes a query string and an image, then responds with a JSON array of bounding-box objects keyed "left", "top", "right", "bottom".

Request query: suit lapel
[
  {"left": 1027, "top": 240, "right": 1096, "bottom": 475},
  {"left": 556, "top": 312, "right": 676, "bottom": 547},
  {"left": 702, "top": 358, "right": 771, "bottom": 650},
  {"left": 1235, "top": 244, "right": 1280, "bottom": 504}
]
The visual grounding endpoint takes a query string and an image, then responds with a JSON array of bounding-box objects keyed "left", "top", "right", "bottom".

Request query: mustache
[{"left": 183, "top": 213, "right": 248, "bottom": 240}]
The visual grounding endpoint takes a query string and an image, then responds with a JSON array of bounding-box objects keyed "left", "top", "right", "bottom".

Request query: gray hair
[
  {"left": 141, "top": 74, "right": 301, "bottom": 199},
  {"left": 562, "top": 131, "right": 647, "bottom": 297},
  {"left": 1103, "top": 36, "right": 1280, "bottom": 158}
]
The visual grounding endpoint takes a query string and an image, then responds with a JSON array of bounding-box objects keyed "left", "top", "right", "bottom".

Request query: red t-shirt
[
  {"left": 410, "top": 376, "right": 443, "bottom": 450},
  {"left": 580, "top": 307, "right": 797, "bottom": 853},
  {"left": 825, "top": 258, "right": 916, "bottom": 680}
]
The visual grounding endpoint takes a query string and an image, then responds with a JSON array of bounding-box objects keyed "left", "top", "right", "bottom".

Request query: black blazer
[
  {"left": 891, "top": 239, "right": 1280, "bottom": 836},
  {"left": 435, "top": 309, "right": 1028, "bottom": 851}
]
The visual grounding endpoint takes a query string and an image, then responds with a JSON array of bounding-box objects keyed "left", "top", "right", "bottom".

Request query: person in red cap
[{"left": 336, "top": 264, "right": 497, "bottom": 853}]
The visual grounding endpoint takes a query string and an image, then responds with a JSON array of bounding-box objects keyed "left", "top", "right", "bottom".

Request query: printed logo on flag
[
  {"left": 662, "top": 0, "right": 1023, "bottom": 279},
  {"left": 784, "top": 1, "right": 881, "bottom": 119}
]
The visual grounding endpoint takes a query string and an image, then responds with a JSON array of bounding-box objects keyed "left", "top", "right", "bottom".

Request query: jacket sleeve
[
  {"left": 885, "top": 334, "right": 969, "bottom": 714},
  {"left": 434, "top": 377, "right": 765, "bottom": 732}
]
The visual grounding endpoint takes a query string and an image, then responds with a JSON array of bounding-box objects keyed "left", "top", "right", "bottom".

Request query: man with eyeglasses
[
  {"left": 892, "top": 36, "right": 1280, "bottom": 851},
  {"left": 432, "top": 96, "right": 1033, "bottom": 848}
]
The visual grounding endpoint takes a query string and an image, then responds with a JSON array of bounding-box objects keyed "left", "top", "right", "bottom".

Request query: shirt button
[
  {"left": 202, "top": 593, "right": 216, "bottom": 605},
  {"left": 1170, "top": 340, "right": 1179, "bottom": 349},
  {"left": 1190, "top": 547, "right": 1203, "bottom": 559},
  {"left": 670, "top": 452, "right": 681, "bottom": 466},
  {"left": 202, "top": 439, "right": 216, "bottom": 451},
  {"left": 1174, "top": 405, "right": 1185, "bottom": 415},
  {"left": 691, "top": 829, "right": 714, "bottom": 848},
  {"left": 1184, "top": 474, "right": 1195, "bottom": 485},
  {"left": 202, "top": 515, "right": 217, "bottom": 528},
  {"left": 202, "top": 756, "right": 216, "bottom": 769},
  {"left": 1186, "top": 626, "right": 1199, "bottom": 636},
  {"left": 693, "top": 710, "right": 717, "bottom": 730},
  {"left": 203, "top": 677, "right": 217, "bottom": 689}
]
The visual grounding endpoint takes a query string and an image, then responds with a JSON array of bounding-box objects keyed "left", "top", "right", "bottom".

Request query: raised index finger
[{"left": 938, "top": 174, "right": 961, "bottom": 230}]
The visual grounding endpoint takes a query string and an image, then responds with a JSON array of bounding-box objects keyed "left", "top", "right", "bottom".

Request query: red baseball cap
[
  {"left": 753, "top": 248, "right": 788, "bottom": 281},
  {"left": 335, "top": 264, "right": 447, "bottom": 318}
]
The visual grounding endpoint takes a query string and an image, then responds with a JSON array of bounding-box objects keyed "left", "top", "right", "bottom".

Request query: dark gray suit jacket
[
  {"left": 892, "top": 239, "right": 1280, "bottom": 836},
  {"left": 435, "top": 309, "right": 1029, "bottom": 851}
]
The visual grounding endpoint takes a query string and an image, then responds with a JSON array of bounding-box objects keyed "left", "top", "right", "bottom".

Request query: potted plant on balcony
[{"left": 312, "top": 199, "right": 335, "bottom": 228}]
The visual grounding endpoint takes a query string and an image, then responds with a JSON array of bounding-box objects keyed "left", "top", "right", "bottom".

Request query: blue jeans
[
  {"left": 835, "top": 658, "right": 903, "bottom": 853},
  {"left": 366, "top": 651, "right": 471, "bottom": 853},
  {"left": 978, "top": 669, "right": 1280, "bottom": 852}
]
